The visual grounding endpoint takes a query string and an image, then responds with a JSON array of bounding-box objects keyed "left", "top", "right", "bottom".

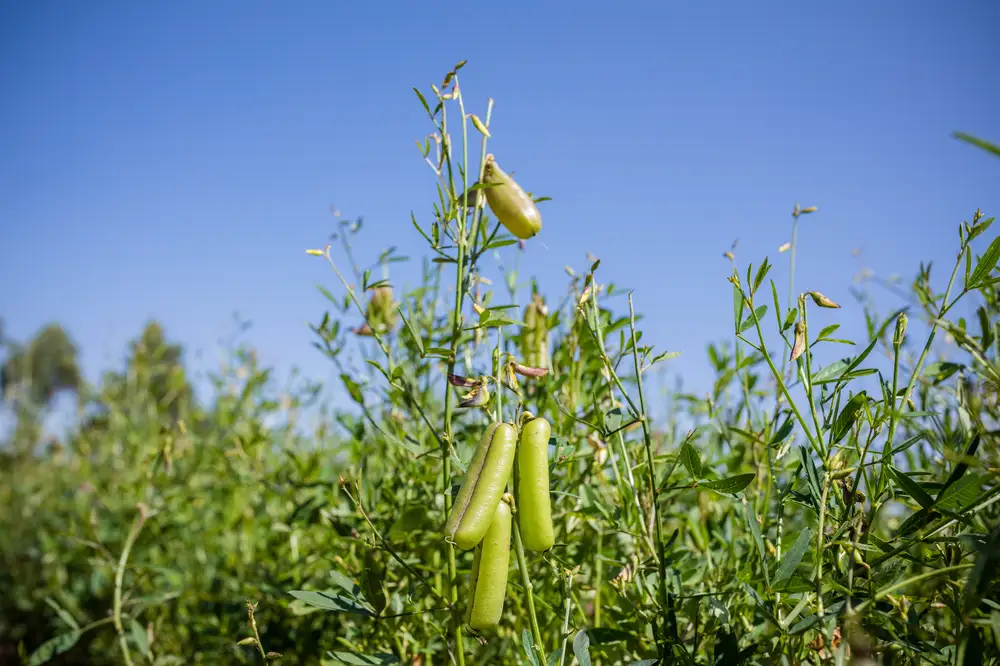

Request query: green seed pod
[
  {"left": 445, "top": 422, "right": 517, "bottom": 550},
  {"left": 465, "top": 498, "right": 512, "bottom": 630},
  {"left": 515, "top": 416, "right": 554, "bottom": 552},
  {"left": 521, "top": 293, "right": 550, "bottom": 370},
  {"left": 482, "top": 154, "right": 542, "bottom": 240}
]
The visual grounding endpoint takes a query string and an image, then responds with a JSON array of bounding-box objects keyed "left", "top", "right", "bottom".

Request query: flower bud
[
  {"left": 807, "top": 291, "right": 840, "bottom": 309},
  {"left": 894, "top": 312, "right": 908, "bottom": 348}
]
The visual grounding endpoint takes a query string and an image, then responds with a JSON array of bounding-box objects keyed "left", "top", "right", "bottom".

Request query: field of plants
[{"left": 2, "top": 62, "right": 999, "bottom": 665}]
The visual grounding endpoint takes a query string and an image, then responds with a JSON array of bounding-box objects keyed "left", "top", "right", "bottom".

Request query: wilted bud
[
  {"left": 723, "top": 251, "right": 735, "bottom": 261},
  {"left": 448, "top": 373, "right": 477, "bottom": 388},
  {"left": 790, "top": 320, "right": 806, "bottom": 361},
  {"left": 501, "top": 362, "right": 520, "bottom": 394},
  {"left": 365, "top": 286, "right": 399, "bottom": 334},
  {"left": 458, "top": 379, "right": 490, "bottom": 408},
  {"left": 265, "top": 652, "right": 283, "bottom": 660},
  {"left": 807, "top": 291, "right": 841, "bottom": 309},
  {"left": 894, "top": 312, "right": 908, "bottom": 348},
  {"left": 512, "top": 363, "right": 549, "bottom": 378},
  {"left": 482, "top": 154, "right": 543, "bottom": 240},
  {"left": 778, "top": 242, "right": 792, "bottom": 253},
  {"left": 800, "top": 206, "right": 818, "bottom": 215}
]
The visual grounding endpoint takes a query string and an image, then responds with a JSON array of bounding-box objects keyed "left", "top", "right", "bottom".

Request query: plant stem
[
  {"left": 512, "top": 518, "right": 547, "bottom": 664},
  {"left": 113, "top": 505, "right": 147, "bottom": 666},
  {"left": 885, "top": 249, "right": 964, "bottom": 452},
  {"left": 628, "top": 294, "right": 670, "bottom": 654}
]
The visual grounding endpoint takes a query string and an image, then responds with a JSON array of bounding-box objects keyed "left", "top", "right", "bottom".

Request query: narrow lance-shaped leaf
[{"left": 774, "top": 527, "right": 812, "bottom": 586}]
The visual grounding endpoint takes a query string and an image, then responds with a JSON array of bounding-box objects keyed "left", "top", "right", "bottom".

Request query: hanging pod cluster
[
  {"left": 445, "top": 417, "right": 555, "bottom": 630},
  {"left": 482, "top": 154, "right": 543, "bottom": 240}
]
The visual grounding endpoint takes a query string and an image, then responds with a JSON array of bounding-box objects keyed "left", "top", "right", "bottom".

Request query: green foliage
[{"left": 2, "top": 63, "right": 999, "bottom": 665}]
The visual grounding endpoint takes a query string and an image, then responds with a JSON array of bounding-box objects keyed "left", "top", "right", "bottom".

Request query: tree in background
[{"left": 0, "top": 322, "right": 82, "bottom": 453}]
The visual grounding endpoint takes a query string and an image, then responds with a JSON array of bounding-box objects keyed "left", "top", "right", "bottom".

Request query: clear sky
[{"left": 1, "top": 1, "right": 998, "bottom": 425}]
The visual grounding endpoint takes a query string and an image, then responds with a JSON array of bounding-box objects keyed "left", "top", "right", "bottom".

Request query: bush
[{"left": 2, "top": 61, "right": 999, "bottom": 666}]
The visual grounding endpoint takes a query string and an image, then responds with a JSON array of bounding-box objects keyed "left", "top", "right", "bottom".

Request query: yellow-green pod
[
  {"left": 482, "top": 154, "right": 542, "bottom": 240},
  {"left": 521, "top": 294, "right": 550, "bottom": 370},
  {"left": 445, "top": 422, "right": 517, "bottom": 550},
  {"left": 515, "top": 417, "right": 554, "bottom": 552},
  {"left": 465, "top": 499, "right": 512, "bottom": 630}
]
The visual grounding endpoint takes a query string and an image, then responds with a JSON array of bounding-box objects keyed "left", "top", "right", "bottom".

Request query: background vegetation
[{"left": 2, "top": 63, "right": 999, "bottom": 666}]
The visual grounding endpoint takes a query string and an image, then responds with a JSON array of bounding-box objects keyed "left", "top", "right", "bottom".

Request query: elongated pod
[
  {"left": 482, "top": 154, "right": 543, "bottom": 240},
  {"left": 465, "top": 498, "right": 512, "bottom": 630},
  {"left": 445, "top": 422, "right": 517, "bottom": 550},
  {"left": 515, "top": 417, "right": 555, "bottom": 551}
]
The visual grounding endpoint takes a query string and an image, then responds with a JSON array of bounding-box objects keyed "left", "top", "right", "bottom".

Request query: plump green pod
[
  {"left": 465, "top": 499, "right": 512, "bottom": 630},
  {"left": 482, "top": 154, "right": 542, "bottom": 240},
  {"left": 445, "top": 422, "right": 517, "bottom": 550},
  {"left": 515, "top": 417, "right": 554, "bottom": 552}
]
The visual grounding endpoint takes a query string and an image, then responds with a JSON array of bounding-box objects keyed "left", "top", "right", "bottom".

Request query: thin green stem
[
  {"left": 113, "top": 506, "right": 147, "bottom": 666},
  {"left": 628, "top": 294, "right": 670, "bottom": 654},
  {"left": 815, "top": 480, "right": 829, "bottom": 616},
  {"left": 586, "top": 286, "right": 655, "bottom": 558},
  {"left": 512, "top": 518, "right": 547, "bottom": 664},
  {"left": 747, "top": 297, "right": 823, "bottom": 458},
  {"left": 798, "top": 299, "right": 826, "bottom": 452},
  {"left": 885, "top": 249, "right": 964, "bottom": 451}
]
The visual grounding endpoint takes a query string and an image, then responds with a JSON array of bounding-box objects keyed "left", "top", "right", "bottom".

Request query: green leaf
[
  {"left": 773, "top": 527, "right": 812, "bottom": 586},
  {"left": 340, "top": 374, "right": 364, "bottom": 405},
  {"left": 413, "top": 87, "right": 432, "bottom": 119},
  {"left": 546, "top": 649, "right": 564, "bottom": 666},
  {"left": 969, "top": 236, "right": 1000, "bottom": 287},
  {"left": 799, "top": 447, "right": 822, "bottom": 506},
  {"left": 326, "top": 651, "right": 400, "bottom": 665},
  {"left": 27, "top": 632, "right": 81, "bottom": 666},
  {"left": 898, "top": 507, "right": 939, "bottom": 537},
  {"left": 953, "top": 131, "right": 1000, "bottom": 159},
  {"left": 288, "top": 590, "right": 375, "bottom": 617},
  {"left": 935, "top": 473, "right": 983, "bottom": 512},
  {"left": 936, "top": 432, "right": 981, "bottom": 502},
  {"left": 769, "top": 415, "right": 794, "bottom": 445},
  {"left": 739, "top": 305, "right": 768, "bottom": 334},
  {"left": 889, "top": 466, "right": 935, "bottom": 509},
  {"left": 130, "top": 618, "right": 150, "bottom": 658},
  {"left": 522, "top": 629, "right": 539, "bottom": 666},
  {"left": 398, "top": 308, "right": 424, "bottom": 355},
  {"left": 701, "top": 473, "right": 755, "bottom": 495},
  {"left": 628, "top": 661, "right": 659, "bottom": 666},
  {"left": 832, "top": 391, "right": 867, "bottom": 444},
  {"left": 816, "top": 324, "right": 841, "bottom": 340},
  {"left": 680, "top": 442, "right": 702, "bottom": 479},
  {"left": 572, "top": 630, "right": 592, "bottom": 666}
]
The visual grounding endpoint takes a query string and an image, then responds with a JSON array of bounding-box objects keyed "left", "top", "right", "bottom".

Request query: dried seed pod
[
  {"left": 465, "top": 498, "right": 512, "bottom": 630},
  {"left": 445, "top": 423, "right": 517, "bottom": 550},
  {"left": 482, "top": 154, "right": 542, "bottom": 240},
  {"left": 515, "top": 416, "right": 554, "bottom": 552}
]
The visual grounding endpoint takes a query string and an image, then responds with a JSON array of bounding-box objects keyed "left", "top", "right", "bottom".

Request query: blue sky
[{"left": 1, "top": 1, "right": 998, "bottom": 427}]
